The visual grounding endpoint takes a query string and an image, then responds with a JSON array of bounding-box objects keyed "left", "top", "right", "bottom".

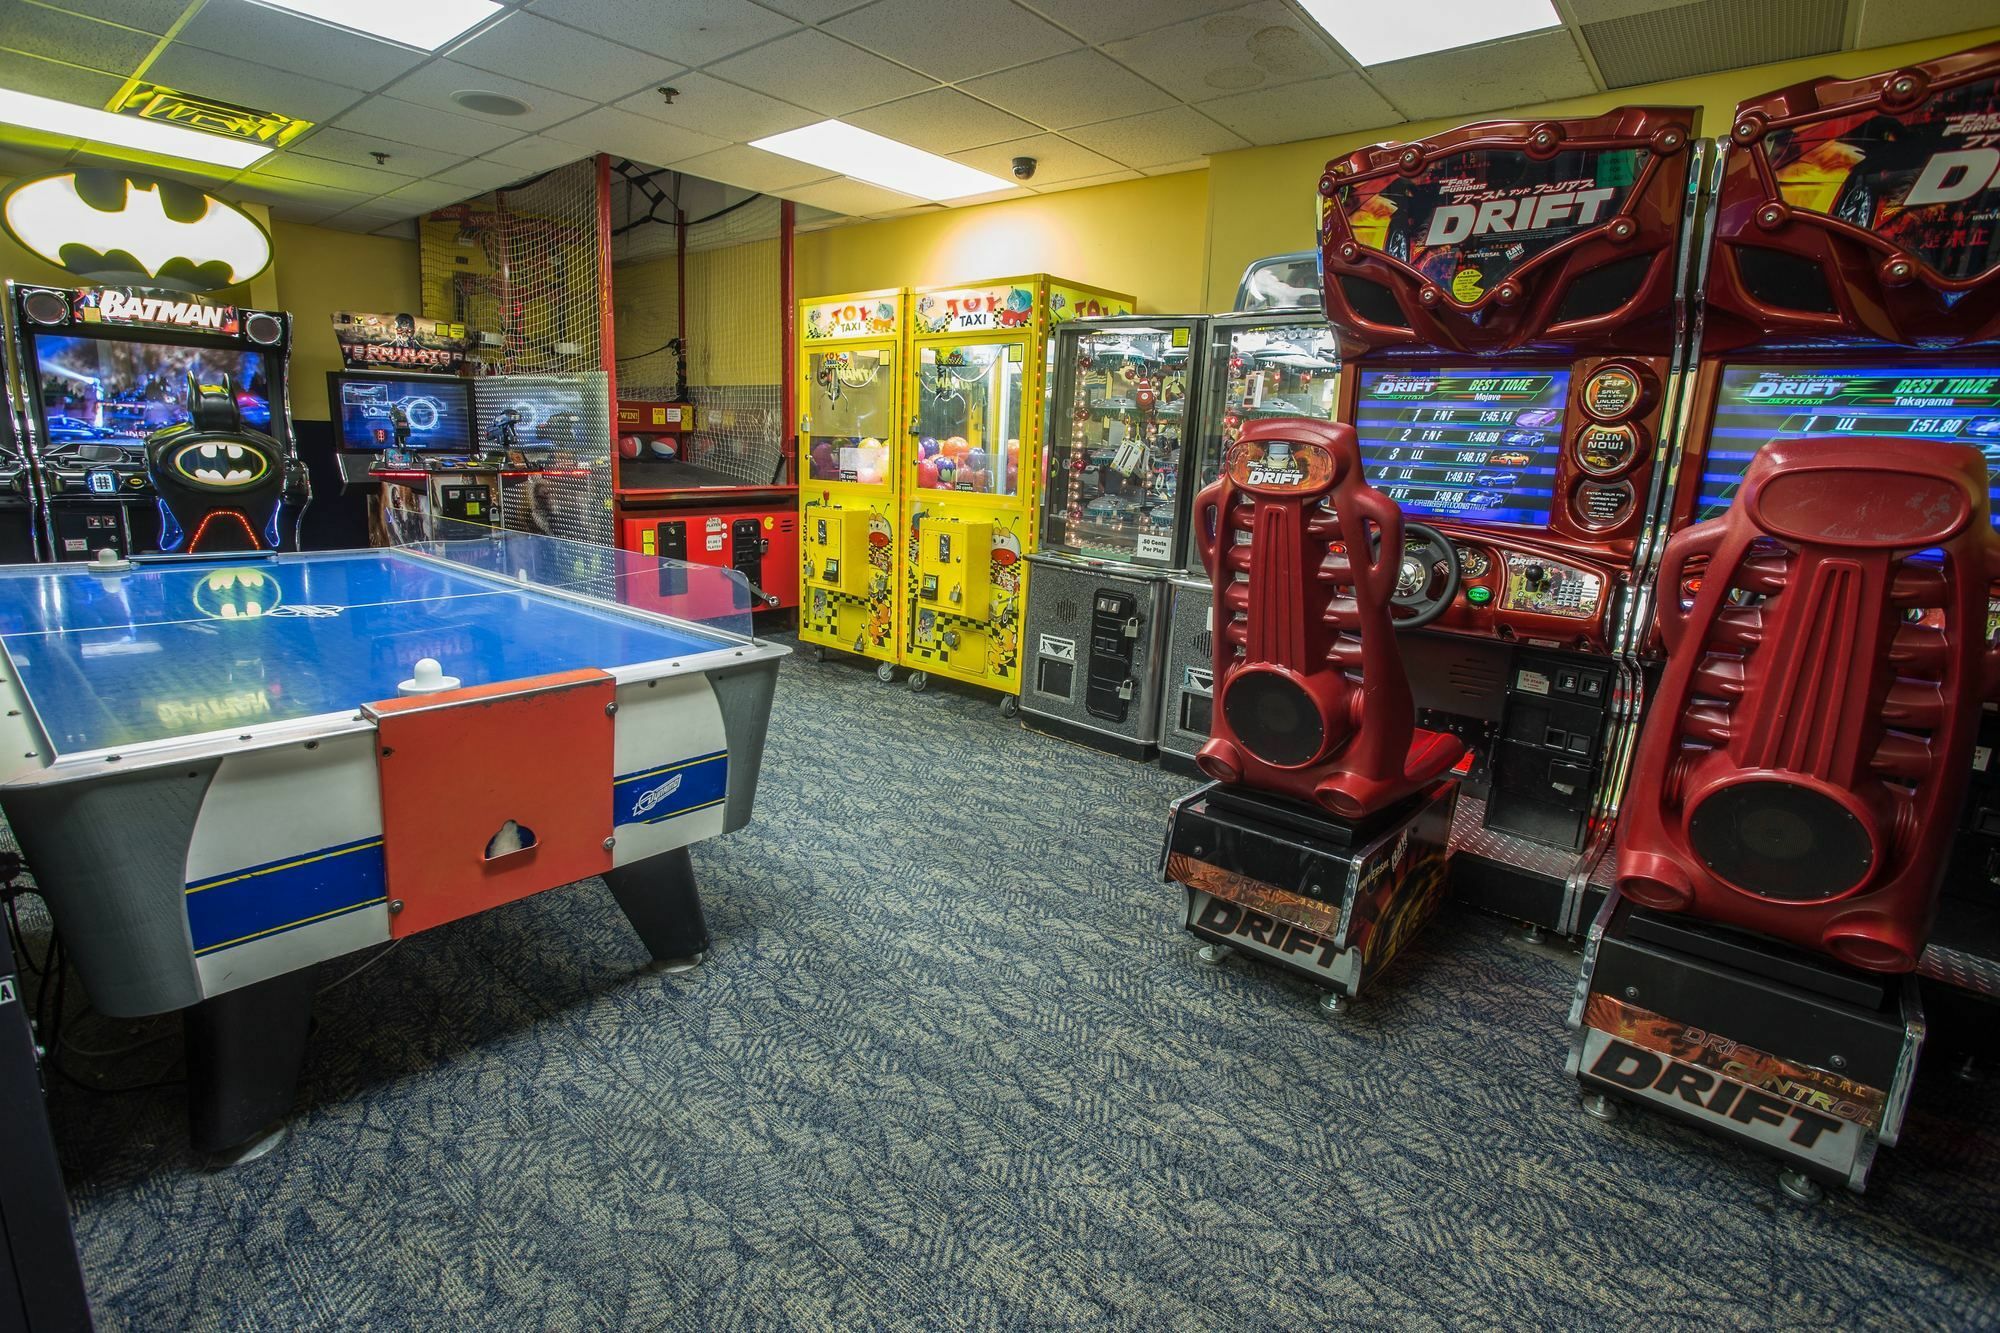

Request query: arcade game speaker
[
  {"left": 146, "top": 376, "right": 303, "bottom": 554},
  {"left": 1619, "top": 438, "right": 2000, "bottom": 972},
  {"left": 1163, "top": 417, "right": 1461, "bottom": 1009}
]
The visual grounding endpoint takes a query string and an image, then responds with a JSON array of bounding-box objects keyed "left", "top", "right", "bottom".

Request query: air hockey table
[{"left": 0, "top": 530, "right": 785, "bottom": 1157}]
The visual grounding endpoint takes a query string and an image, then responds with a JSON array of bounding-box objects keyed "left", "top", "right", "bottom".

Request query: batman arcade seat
[{"left": 145, "top": 376, "right": 298, "bottom": 554}]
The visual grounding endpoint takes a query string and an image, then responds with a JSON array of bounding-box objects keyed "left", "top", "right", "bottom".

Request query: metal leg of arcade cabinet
[
  {"left": 604, "top": 848, "right": 710, "bottom": 974},
  {"left": 183, "top": 968, "right": 317, "bottom": 1165}
]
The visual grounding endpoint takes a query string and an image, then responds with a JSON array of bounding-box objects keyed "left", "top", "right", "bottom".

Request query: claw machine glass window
[
  {"left": 1194, "top": 315, "right": 1343, "bottom": 510},
  {"left": 805, "top": 346, "right": 896, "bottom": 484},
  {"left": 913, "top": 343, "right": 1022, "bottom": 497},
  {"left": 1043, "top": 323, "right": 1196, "bottom": 567}
]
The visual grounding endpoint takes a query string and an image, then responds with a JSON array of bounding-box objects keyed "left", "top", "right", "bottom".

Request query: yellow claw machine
[
  {"left": 900, "top": 275, "right": 1134, "bottom": 713},
  {"left": 798, "top": 289, "right": 907, "bottom": 678}
]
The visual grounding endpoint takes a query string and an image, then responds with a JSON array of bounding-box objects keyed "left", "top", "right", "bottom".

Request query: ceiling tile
[
  {"left": 44, "top": 0, "right": 188, "bottom": 35},
  {"left": 382, "top": 179, "right": 480, "bottom": 211},
  {"left": 0, "top": 0, "right": 153, "bottom": 77},
  {"left": 782, "top": 175, "right": 923, "bottom": 216},
  {"left": 1104, "top": 0, "right": 1345, "bottom": 103},
  {"left": 704, "top": 28, "right": 934, "bottom": 117},
  {"left": 1854, "top": 0, "right": 2000, "bottom": 45},
  {"left": 323, "top": 205, "right": 414, "bottom": 232},
  {"left": 447, "top": 11, "right": 677, "bottom": 101},
  {"left": 668, "top": 143, "right": 837, "bottom": 192},
  {"left": 751, "top": 0, "right": 875, "bottom": 18},
  {"left": 960, "top": 49, "right": 1174, "bottom": 131},
  {"left": 430, "top": 157, "right": 543, "bottom": 191},
  {"left": 178, "top": 0, "right": 428, "bottom": 91},
  {"left": 289, "top": 126, "right": 467, "bottom": 178},
  {"left": 824, "top": 0, "right": 1078, "bottom": 82},
  {"left": 1371, "top": 29, "right": 1595, "bottom": 116},
  {"left": 1015, "top": 0, "right": 1251, "bottom": 43},
  {"left": 229, "top": 177, "right": 378, "bottom": 211},
  {"left": 613, "top": 73, "right": 818, "bottom": 142},
  {"left": 524, "top": 0, "right": 798, "bottom": 64},
  {"left": 1063, "top": 105, "right": 1248, "bottom": 169},
  {"left": 0, "top": 47, "right": 121, "bottom": 107},
  {"left": 384, "top": 59, "right": 594, "bottom": 133},
  {"left": 0, "top": 143, "right": 72, "bottom": 178},
  {"left": 1565, "top": 0, "right": 1706, "bottom": 17},
  {"left": 1197, "top": 73, "right": 1397, "bottom": 145},
  {"left": 481, "top": 135, "right": 590, "bottom": 171},
  {"left": 333, "top": 97, "right": 523, "bottom": 156},
  {"left": 245, "top": 152, "right": 412, "bottom": 194},
  {"left": 265, "top": 200, "right": 346, "bottom": 225},
  {"left": 847, "top": 87, "right": 1039, "bottom": 154},
  {"left": 540, "top": 105, "right": 730, "bottom": 162},
  {"left": 1580, "top": 0, "right": 1844, "bottom": 88},
  {"left": 1139, "top": 159, "right": 1207, "bottom": 176},
  {"left": 952, "top": 133, "right": 1123, "bottom": 185},
  {"left": 1029, "top": 168, "right": 1142, "bottom": 193},
  {"left": 144, "top": 44, "right": 368, "bottom": 124}
]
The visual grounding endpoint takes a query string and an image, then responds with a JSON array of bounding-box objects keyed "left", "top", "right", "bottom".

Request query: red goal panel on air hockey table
[{"left": 0, "top": 538, "right": 786, "bottom": 1019}]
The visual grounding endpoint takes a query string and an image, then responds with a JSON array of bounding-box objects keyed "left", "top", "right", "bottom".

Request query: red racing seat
[
  {"left": 1191, "top": 417, "right": 1463, "bottom": 820},
  {"left": 1619, "top": 438, "right": 2000, "bottom": 972}
]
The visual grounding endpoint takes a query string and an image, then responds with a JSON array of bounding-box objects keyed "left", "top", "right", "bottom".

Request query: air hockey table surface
[{"left": 0, "top": 535, "right": 784, "bottom": 1040}]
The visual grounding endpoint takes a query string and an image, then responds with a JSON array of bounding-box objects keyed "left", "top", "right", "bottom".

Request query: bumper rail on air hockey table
[{"left": 0, "top": 520, "right": 787, "bottom": 1160}]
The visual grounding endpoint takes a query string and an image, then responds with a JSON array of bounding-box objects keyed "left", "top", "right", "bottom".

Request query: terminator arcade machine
[
  {"left": 1571, "top": 40, "right": 2000, "bottom": 1199},
  {"left": 1313, "top": 105, "right": 1706, "bottom": 937},
  {"left": 1159, "top": 294, "right": 1342, "bottom": 767},
  {"left": 7, "top": 283, "right": 298, "bottom": 559},
  {"left": 1020, "top": 314, "right": 1207, "bottom": 757}
]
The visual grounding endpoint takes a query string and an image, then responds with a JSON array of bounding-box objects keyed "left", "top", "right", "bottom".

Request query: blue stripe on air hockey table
[
  {"left": 614, "top": 751, "right": 729, "bottom": 826},
  {"left": 0, "top": 550, "right": 733, "bottom": 757},
  {"left": 184, "top": 834, "right": 388, "bottom": 957}
]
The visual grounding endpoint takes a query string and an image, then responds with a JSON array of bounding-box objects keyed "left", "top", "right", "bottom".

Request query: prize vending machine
[
  {"left": 1159, "top": 305, "right": 1342, "bottom": 767},
  {"left": 901, "top": 275, "right": 1133, "bottom": 710},
  {"left": 1566, "top": 39, "right": 2000, "bottom": 1198},
  {"left": 798, "top": 289, "right": 907, "bottom": 675},
  {"left": 1020, "top": 316, "right": 1207, "bottom": 755}
]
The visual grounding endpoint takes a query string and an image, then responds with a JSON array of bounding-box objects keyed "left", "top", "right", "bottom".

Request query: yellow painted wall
[
  {"left": 1204, "top": 24, "right": 2000, "bottom": 310},
  {"left": 269, "top": 221, "right": 421, "bottom": 419},
  {"left": 794, "top": 171, "right": 1209, "bottom": 314}
]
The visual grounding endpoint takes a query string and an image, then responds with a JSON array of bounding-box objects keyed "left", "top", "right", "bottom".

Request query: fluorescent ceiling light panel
[
  {"left": 751, "top": 121, "right": 1013, "bottom": 202},
  {"left": 1296, "top": 0, "right": 1562, "bottom": 65},
  {"left": 246, "top": 0, "right": 503, "bottom": 51},
  {"left": 0, "top": 88, "right": 270, "bottom": 169}
]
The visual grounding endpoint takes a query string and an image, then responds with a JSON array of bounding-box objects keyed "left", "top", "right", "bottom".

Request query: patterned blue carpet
[{"left": 16, "top": 636, "right": 2000, "bottom": 1330}]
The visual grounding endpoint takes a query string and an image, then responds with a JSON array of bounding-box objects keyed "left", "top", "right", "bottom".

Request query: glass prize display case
[{"left": 1020, "top": 315, "right": 1208, "bottom": 756}]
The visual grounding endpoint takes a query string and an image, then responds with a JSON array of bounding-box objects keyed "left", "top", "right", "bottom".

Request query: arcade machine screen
[
  {"left": 1699, "top": 365, "right": 2000, "bottom": 523},
  {"left": 1351, "top": 366, "right": 1569, "bottom": 526},
  {"left": 331, "top": 375, "right": 475, "bottom": 452},
  {"left": 35, "top": 335, "right": 271, "bottom": 446}
]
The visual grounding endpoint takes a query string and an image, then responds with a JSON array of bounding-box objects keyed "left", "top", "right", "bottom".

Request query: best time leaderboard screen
[
  {"left": 1703, "top": 365, "right": 2000, "bottom": 523},
  {"left": 1352, "top": 367, "right": 1569, "bottom": 526}
]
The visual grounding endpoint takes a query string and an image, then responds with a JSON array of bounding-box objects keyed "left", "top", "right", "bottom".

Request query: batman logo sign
[
  {"left": 0, "top": 170, "right": 271, "bottom": 292},
  {"left": 191, "top": 568, "right": 280, "bottom": 621},
  {"left": 168, "top": 439, "right": 272, "bottom": 490}
]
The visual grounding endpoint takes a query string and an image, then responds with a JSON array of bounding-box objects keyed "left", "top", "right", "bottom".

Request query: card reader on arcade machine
[
  {"left": 1315, "top": 105, "right": 1705, "bottom": 938},
  {"left": 1571, "top": 39, "right": 2000, "bottom": 1200}
]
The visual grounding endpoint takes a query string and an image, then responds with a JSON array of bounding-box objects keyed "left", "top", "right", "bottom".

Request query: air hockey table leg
[
  {"left": 603, "top": 847, "right": 710, "bottom": 974},
  {"left": 182, "top": 967, "right": 316, "bottom": 1163}
]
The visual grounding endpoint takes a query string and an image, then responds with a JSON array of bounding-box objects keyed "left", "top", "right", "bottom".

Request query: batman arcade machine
[
  {"left": 1159, "top": 280, "right": 1342, "bottom": 768},
  {"left": 6, "top": 284, "right": 302, "bottom": 558},
  {"left": 1020, "top": 314, "right": 1206, "bottom": 757},
  {"left": 1571, "top": 40, "right": 2000, "bottom": 1200},
  {"left": 1312, "top": 105, "right": 1706, "bottom": 940}
]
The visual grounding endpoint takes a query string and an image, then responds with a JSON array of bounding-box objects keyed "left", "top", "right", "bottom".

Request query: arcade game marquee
[
  {"left": 901, "top": 275, "right": 1133, "bottom": 711},
  {"left": 799, "top": 288, "right": 907, "bottom": 675},
  {"left": 7, "top": 282, "right": 306, "bottom": 559},
  {"left": 1305, "top": 104, "right": 1709, "bottom": 941},
  {"left": 1019, "top": 314, "right": 1206, "bottom": 757},
  {"left": 1570, "top": 39, "right": 2000, "bottom": 1199},
  {"left": 1158, "top": 288, "right": 1342, "bottom": 767}
]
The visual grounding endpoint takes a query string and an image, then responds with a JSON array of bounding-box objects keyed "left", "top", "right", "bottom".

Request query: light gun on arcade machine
[
  {"left": 1315, "top": 106, "right": 1706, "bottom": 938},
  {"left": 1571, "top": 39, "right": 2000, "bottom": 1200}
]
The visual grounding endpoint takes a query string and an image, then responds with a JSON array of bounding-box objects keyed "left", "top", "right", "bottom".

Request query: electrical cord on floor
[{"left": 317, "top": 940, "right": 404, "bottom": 995}]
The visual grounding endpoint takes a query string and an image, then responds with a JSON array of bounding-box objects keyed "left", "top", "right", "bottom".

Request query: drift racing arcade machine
[
  {"left": 1315, "top": 105, "right": 1705, "bottom": 937},
  {"left": 7, "top": 283, "right": 299, "bottom": 559},
  {"left": 1163, "top": 418, "right": 1462, "bottom": 1010},
  {"left": 1571, "top": 40, "right": 2000, "bottom": 1199}
]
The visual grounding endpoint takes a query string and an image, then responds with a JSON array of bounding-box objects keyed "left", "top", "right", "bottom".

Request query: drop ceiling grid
[{"left": 0, "top": 0, "right": 1988, "bottom": 233}]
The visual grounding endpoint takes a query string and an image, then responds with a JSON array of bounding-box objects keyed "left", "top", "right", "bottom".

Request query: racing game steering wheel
[{"left": 1387, "top": 522, "right": 1460, "bottom": 629}]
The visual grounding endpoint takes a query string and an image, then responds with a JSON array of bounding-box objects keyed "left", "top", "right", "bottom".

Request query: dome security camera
[{"left": 1012, "top": 156, "right": 1037, "bottom": 180}]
